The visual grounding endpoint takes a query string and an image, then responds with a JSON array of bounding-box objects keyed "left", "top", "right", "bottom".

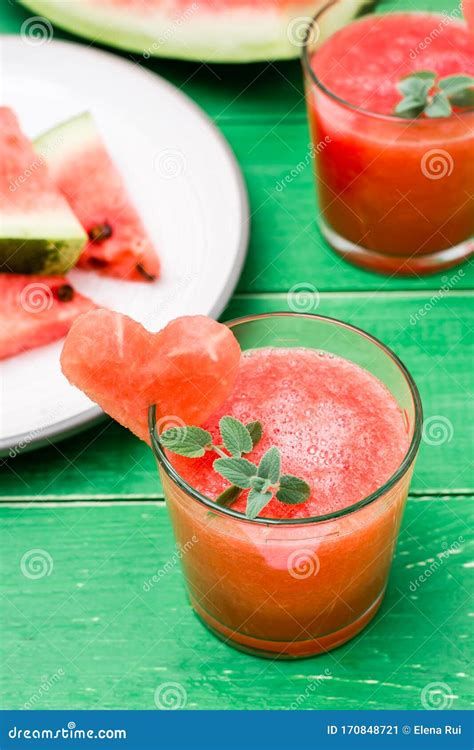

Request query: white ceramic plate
[{"left": 0, "top": 36, "right": 249, "bottom": 456}]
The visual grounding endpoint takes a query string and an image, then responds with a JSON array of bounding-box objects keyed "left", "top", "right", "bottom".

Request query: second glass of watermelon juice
[
  {"left": 302, "top": 3, "right": 474, "bottom": 275},
  {"left": 150, "top": 313, "right": 422, "bottom": 659}
]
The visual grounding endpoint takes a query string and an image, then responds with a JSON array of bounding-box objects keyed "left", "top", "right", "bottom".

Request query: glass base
[
  {"left": 320, "top": 219, "right": 474, "bottom": 277},
  {"left": 190, "top": 589, "right": 385, "bottom": 660}
]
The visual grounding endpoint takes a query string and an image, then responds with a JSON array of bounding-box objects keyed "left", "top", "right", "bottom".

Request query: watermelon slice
[
  {"left": 34, "top": 113, "right": 160, "bottom": 283},
  {"left": 19, "top": 0, "right": 376, "bottom": 63},
  {"left": 0, "top": 274, "right": 96, "bottom": 360},
  {"left": 61, "top": 310, "right": 241, "bottom": 443},
  {"left": 0, "top": 107, "right": 86, "bottom": 275}
]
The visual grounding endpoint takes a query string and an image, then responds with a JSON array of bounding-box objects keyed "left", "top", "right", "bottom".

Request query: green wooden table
[{"left": 1, "top": 0, "right": 472, "bottom": 712}]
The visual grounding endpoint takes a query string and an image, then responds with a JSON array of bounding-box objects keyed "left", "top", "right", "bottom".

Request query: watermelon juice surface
[
  {"left": 154, "top": 315, "right": 421, "bottom": 658},
  {"left": 172, "top": 347, "right": 409, "bottom": 518},
  {"left": 303, "top": 10, "right": 474, "bottom": 275}
]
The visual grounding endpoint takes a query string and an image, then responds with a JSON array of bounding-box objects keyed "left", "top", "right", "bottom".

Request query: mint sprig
[
  {"left": 158, "top": 417, "right": 310, "bottom": 520},
  {"left": 159, "top": 426, "right": 211, "bottom": 458},
  {"left": 394, "top": 71, "right": 474, "bottom": 118}
]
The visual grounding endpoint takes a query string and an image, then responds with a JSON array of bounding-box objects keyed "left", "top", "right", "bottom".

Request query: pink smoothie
[
  {"left": 311, "top": 12, "right": 474, "bottom": 115},
  {"left": 171, "top": 347, "right": 409, "bottom": 519}
]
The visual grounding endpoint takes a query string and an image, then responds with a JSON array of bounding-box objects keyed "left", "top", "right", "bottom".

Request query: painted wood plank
[
  {"left": 0, "top": 292, "right": 472, "bottom": 499},
  {"left": 0, "top": 498, "right": 471, "bottom": 710}
]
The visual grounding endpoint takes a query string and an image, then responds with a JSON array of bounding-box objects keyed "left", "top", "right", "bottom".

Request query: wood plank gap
[
  {"left": 0, "top": 492, "right": 471, "bottom": 507},
  {"left": 231, "top": 290, "right": 474, "bottom": 300},
  {"left": 216, "top": 114, "right": 310, "bottom": 125}
]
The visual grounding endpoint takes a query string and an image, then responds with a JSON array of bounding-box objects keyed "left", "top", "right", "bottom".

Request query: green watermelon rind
[
  {"left": 0, "top": 105, "right": 87, "bottom": 275},
  {"left": 0, "top": 235, "right": 85, "bottom": 275},
  {"left": 34, "top": 111, "right": 97, "bottom": 166},
  {"left": 18, "top": 0, "right": 377, "bottom": 63}
]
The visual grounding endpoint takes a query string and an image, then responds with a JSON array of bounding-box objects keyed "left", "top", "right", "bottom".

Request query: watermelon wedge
[
  {"left": 19, "top": 0, "right": 376, "bottom": 63},
  {"left": 34, "top": 113, "right": 160, "bottom": 283},
  {"left": 0, "top": 107, "right": 86, "bottom": 275},
  {"left": 61, "top": 310, "right": 241, "bottom": 443},
  {"left": 0, "top": 274, "right": 96, "bottom": 360}
]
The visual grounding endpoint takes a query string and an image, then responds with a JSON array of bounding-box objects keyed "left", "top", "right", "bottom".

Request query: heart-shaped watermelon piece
[{"left": 61, "top": 309, "right": 241, "bottom": 443}]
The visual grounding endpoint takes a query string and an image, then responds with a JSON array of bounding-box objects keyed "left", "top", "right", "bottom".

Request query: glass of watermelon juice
[
  {"left": 150, "top": 313, "right": 422, "bottom": 659},
  {"left": 302, "top": 4, "right": 474, "bottom": 275}
]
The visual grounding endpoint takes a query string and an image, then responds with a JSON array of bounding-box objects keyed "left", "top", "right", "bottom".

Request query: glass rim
[
  {"left": 301, "top": 2, "right": 474, "bottom": 123},
  {"left": 149, "top": 312, "right": 423, "bottom": 527}
]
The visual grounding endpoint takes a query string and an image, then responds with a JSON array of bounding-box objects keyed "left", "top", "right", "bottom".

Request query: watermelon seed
[
  {"left": 136, "top": 263, "right": 156, "bottom": 282},
  {"left": 88, "top": 223, "right": 113, "bottom": 243},
  {"left": 56, "top": 284, "right": 75, "bottom": 302},
  {"left": 88, "top": 257, "right": 108, "bottom": 269}
]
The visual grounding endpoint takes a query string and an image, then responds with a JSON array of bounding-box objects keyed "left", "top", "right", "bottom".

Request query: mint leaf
[
  {"left": 257, "top": 446, "right": 281, "bottom": 484},
  {"left": 407, "top": 70, "right": 437, "bottom": 82},
  {"left": 439, "top": 74, "right": 474, "bottom": 97},
  {"left": 276, "top": 475, "right": 311, "bottom": 504},
  {"left": 246, "top": 421, "right": 263, "bottom": 448},
  {"left": 159, "top": 426, "right": 211, "bottom": 458},
  {"left": 449, "top": 88, "right": 474, "bottom": 107},
  {"left": 250, "top": 476, "right": 270, "bottom": 493},
  {"left": 246, "top": 489, "right": 272, "bottom": 520},
  {"left": 215, "top": 484, "right": 241, "bottom": 507},
  {"left": 424, "top": 92, "right": 452, "bottom": 118},
  {"left": 219, "top": 416, "right": 253, "bottom": 457},
  {"left": 394, "top": 96, "right": 425, "bottom": 118},
  {"left": 213, "top": 457, "right": 257, "bottom": 489},
  {"left": 398, "top": 71, "right": 435, "bottom": 98}
]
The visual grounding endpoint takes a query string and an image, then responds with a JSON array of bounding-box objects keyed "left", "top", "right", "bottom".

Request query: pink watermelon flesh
[
  {"left": 60, "top": 310, "right": 241, "bottom": 443},
  {"left": 464, "top": 0, "right": 474, "bottom": 32},
  {"left": 0, "top": 274, "right": 96, "bottom": 360},
  {"left": 34, "top": 113, "right": 160, "bottom": 283}
]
